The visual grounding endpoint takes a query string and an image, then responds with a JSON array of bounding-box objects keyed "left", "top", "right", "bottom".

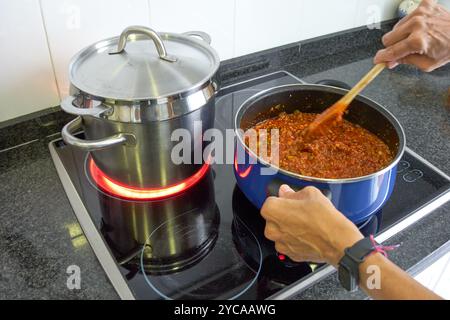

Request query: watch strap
[{"left": 338, "top": 237, "right": 377, "bottom": 291}]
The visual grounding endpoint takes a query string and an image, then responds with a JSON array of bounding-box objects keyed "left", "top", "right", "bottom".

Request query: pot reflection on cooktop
[
  {"left": 139, "top": 216, "right": 262, "bottom": 300},
  {"left": 84, "top": 154, "right": 262, "bottom": 299},
  {"left": 134, "top": 179, "right": 262, "bottom": 300},
  {"left": 85, "top": 153, "right": 220, "bottom": 275}
]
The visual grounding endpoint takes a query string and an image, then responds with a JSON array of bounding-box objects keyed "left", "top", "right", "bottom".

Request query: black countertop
[{"left": 1, "top": 24, "right": 449, "bottom": 299}]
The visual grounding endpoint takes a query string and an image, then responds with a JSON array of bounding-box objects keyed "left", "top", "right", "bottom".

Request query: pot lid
[{"left": 69, "top": 26, "right": 220, "bottom": 101}]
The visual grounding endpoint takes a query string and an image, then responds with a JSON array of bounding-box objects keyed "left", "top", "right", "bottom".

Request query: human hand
[
  {"left": 261, "top": 185, "right": 363, "bottom": 267},
  {"left": 374, "top": 0, "right": 450, "bottom": 72}
]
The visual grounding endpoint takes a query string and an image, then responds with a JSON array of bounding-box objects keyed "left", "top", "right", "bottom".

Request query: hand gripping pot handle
[
  {"left": 267, "top": 179, "right": 332, "bottom": 200},
  {"left": 61, "top": 117, "right": 135, "bottom": 151},
  {"left": 109, "top": 25, "right": 177, "bottom": 62}
]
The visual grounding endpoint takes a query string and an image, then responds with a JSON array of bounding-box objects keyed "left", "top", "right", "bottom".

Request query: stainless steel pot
[{"left": 61, "top": 26, "right": 220, "bottom": 188}]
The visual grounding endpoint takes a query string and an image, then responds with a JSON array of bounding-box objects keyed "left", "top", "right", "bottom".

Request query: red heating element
[{"left": 89, "top": 158, "right": 210, "bottom": 201}]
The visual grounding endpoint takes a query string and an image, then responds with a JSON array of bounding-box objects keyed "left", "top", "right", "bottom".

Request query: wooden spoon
[{"left": 304, "top": 63, "right": 386, "bottom": 137}]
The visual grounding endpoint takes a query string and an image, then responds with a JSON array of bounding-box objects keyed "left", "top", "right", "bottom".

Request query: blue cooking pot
[{"left": 233, "top": 84, "right": 405, "bottom": 224}]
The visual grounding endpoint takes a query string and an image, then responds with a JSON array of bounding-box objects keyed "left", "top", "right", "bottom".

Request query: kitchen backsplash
[{"left": 0, "top": 0, "right": 402, "bottom": 123}]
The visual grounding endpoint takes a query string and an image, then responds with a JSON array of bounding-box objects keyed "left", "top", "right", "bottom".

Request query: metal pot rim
[
  {"left": 234, "top": 83, "right": 406, "bottom": 184},
  {"left": 71, "top": 79, "right": 218, "bottom": 105},
  {"left": 62, "top": 81, "right": 217, "bottom": 123}
]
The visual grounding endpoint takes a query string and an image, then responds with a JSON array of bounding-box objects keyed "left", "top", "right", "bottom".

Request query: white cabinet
[
  {"left": 0, "top": 0, "right": 59, "bottom": 122},
  {"left": 40, "top": 0, "right": 150, "bottom": 97},
  {"left": 234, "top": 0, "right": 303, "bottom": 56},
  {"left": 148, "top": 0, "right": 235, "bottom": 60}
]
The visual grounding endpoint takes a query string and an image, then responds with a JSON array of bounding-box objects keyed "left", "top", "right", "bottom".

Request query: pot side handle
[
  {"left": 60, "top": 95, "right": 108, "bottom": 117},
  {"left": 183, "top": 31, "right": 212, "bottom": 45},
  {"left": 267, "top": 179, "right": 332, "bottom": 200},
  {"left": 61, "top": 117, "right": 135, "bottom": 151}
]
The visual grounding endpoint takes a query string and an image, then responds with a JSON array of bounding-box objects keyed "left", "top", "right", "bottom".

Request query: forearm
[
  {"left": 358, "top": 252, "right": 442, "bottom": 300},
  {"left": 261, "top": 185, "right": 445, "bottom": 300}
]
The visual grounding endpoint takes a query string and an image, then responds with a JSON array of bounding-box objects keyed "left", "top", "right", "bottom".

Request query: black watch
[{"left": 338, "top": 237, "right": 377, "bottom": 292}]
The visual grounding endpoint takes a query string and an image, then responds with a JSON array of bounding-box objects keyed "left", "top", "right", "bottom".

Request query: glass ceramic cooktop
[{"left": 50, "top": 71, "right": 450, "bottom": 300}]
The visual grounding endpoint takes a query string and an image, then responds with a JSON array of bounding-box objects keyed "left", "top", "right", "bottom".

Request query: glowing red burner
[{"left": 89, "top": 158, "right": 210, "bottom": 201}]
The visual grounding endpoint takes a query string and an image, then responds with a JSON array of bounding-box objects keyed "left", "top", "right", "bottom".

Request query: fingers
[
  {"left": 262, "top": 186, "right": 330, "bottom": 225},
  {"left": 261, "top": 185, "right": 345, "bottom": 265},
  {"left": 382, "top": 14, "right": 428, "bottom": 47},
  {"left": 393, "top": 8, "right": 420, "bottom": 29},
  {"left": 299, "top": 186, "right": 326, "bottom": 199},
  {"left": 260, "top": 196, "right": 281, "bottom": 220},
  {"left": 421, "top": 0, "right": 438, "bottom": 9},
  {"left": 273, "top": 241, "right": 309, "bottom": 262},
  {"left": 376, "top": 45, "right": 441, "bottom": 72},
  {"left": 278, "top": 184, "right": 309, "bottom": 200},
  {"left": 264, "top": 222, "right": 281, "bottom": 241},
  {"left": 382, "top": 21, "right": 412, "bottom": 47},
  {"left": 394, "top": 0, "right": 435, "bottom": 29},
  {"left": 274, "top": 242, "right": 289, "bottom": 254},
  {"left": 375, "top": 0, "right": 442, "bottom": 69},
  {"left": 374, "top": 35, "right": 425, "bottom": 65},
  {"left": 387, "top": 61, "right": 400, "bottom": 69},
  {"left": 274, "top": 242, "right": 325, "bottom": 263},
  {"left": 401, "top": 54, "right": 440, "bottom": 72},
  {"left": 278, "top": 184, "right": 325, "bottom": 201},
  {"left": 261, "top": 196, "right": 300, "bottom": 231},
  {"left": 374, "top": 40, "right": 408, "bottom": 64},
  {"left": 261, "top": 197, "right": 294, "bottom": 230}
]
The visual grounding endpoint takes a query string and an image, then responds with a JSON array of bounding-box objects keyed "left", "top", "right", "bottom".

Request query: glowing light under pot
[
  {"left": 234, "top": 153, "right": 253, "bottom": 178},
  {"left": 89, "top": 158, "right": 210, "bottom": 200}
]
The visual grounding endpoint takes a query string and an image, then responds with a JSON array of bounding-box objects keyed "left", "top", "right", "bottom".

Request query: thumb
[
  {"left": 279, "top": 184, "right": 295, "bottom": 198},
  {"left": 279, "top": 184, "right": 311, "bottom": 200}
]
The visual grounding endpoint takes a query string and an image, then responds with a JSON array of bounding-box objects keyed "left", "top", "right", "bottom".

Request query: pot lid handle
[{"left": 109, "top": 25, "right": 177, "bottom": 62}]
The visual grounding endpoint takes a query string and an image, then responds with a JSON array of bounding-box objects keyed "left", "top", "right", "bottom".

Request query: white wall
[
  {"left": 0, "top": 0, "right": 402, "bottom": 123},
  {"left": 0, "top": 0, "right": 60, "bottom": 122}
]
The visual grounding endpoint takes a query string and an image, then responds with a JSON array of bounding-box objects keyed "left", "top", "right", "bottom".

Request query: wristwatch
[{"left": 338, "top": 237, "right": 377, "bottom": 292}]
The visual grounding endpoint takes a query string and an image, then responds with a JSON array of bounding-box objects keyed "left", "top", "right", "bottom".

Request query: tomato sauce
[{"left": 247, "top": 110, "right": 393, "bottom": 179}]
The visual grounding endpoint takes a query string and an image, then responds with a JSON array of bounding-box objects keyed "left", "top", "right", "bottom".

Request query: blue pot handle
[{"left": 267, "top": 179, "right": 332, "bottom": 200}]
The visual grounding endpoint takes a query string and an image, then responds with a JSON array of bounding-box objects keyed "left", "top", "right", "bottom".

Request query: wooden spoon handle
[
  {"left": 303, "top": 63, "right": 386, "bottom": 138},
  {"left": 338, "top": 63, "right": 386, "bottom": 109}
]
